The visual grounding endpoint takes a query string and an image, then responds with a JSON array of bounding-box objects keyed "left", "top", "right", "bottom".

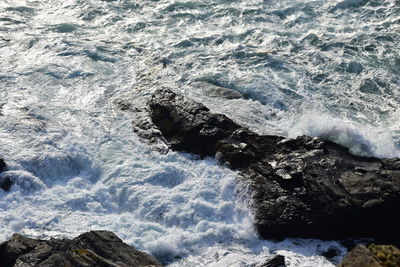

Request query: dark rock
[
  {"left": 0, "top": 175, "right": 13, "bottom": 191},
  {"left": 339, "top": 239, "right": 359, "bottom": 251},
  {"left": 148, "top": 88, "right": 242, "bottom": 157},
  {"left": 321, "top": 247, "right": 340, "bottom": 260},
  {"left": 0, "top": 159, "right": 13, "bottom": 191},
  {"left": 0, "top": 233, "right": 42, "bottom": 267},
  {"left": 0, "top": 230, "right": 162, "bottom": 267},
  {"left": 141, "top": 88, "right": 400, "bottom": 240},
  {"left": 0, "top": 158, "right": 6, "bottom": 171},
  {"left": 259, "top": 255, "right": 285, "bottom": 267}
]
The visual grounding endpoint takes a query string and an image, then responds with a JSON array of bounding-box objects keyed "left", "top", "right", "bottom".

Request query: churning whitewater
[{"left": 0, "top": 0, "right": 399, "bottom": 266}]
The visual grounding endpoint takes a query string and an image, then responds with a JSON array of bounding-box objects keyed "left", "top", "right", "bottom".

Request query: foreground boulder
[
  {"left": 0, "top": 230, "right": 161, "bottom": 267},
  {"left": 338, "top": 244, "right": 400, "bottom": 267},
  {"left": 134, "top": 88, "right": 400, "bottom": 240}
]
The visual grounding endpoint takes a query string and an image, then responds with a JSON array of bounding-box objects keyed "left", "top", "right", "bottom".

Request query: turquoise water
[{"left": 0, "top": 0, "right": 399, "bottom": 266}]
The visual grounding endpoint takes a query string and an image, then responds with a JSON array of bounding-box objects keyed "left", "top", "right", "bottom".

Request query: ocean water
[{"left": 0, "top": 0, "right": 399, "bottom": 266}]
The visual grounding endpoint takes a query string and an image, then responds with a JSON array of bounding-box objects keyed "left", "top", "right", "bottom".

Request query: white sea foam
[
  {"left": 0, "top": 170, "right": 45, "bottom": 192},
  {"left": 286, "top": 112, "right": 399, "bottom": 158},
  {"left": 0, "top": 0, "right": 399, "bottom": 266}
]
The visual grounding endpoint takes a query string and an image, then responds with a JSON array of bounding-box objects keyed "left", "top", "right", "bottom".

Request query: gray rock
[
  {"left": 192, "top": 82, "right": 244, "bottom": 100},
  {"left": 359, "top": 78, "right": 380, "bottom": 94},
  {"left": 347, "top": 61, "right": 363, "bottom": 74},
  {"left": 0, "top": 231, "right": 162, "bottom": 267},
  {"left": 141, "top": 88, "right": 400, "bottom": 241}
]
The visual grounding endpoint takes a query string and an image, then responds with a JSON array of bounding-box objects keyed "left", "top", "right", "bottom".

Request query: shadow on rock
[
  {"left": 0, "top": 230, "right": 161, "bottom": 267},
  {"left": 132, "top": 88, "right": 400, "bottom": 242}
]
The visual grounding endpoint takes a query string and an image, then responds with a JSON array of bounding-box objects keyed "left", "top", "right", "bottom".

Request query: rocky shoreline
[
  {"left": 1, "top": 88, "right": 399, "bottom": 266},
  {"left": 0, "top": 230, "right": 161, "bottom": 267},
  {"left": 0, "top": 229, "right": 397, "bottom": 267},
  {"left": 134, "top": 88, "right": 400, "bottom": 242}
]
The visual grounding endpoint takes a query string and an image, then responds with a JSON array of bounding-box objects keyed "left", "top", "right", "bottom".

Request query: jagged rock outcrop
[
  {"left": 0, "top": 230, "right": 162, "bottom": 267},
  {"left": 259, "top": 255, "right": 285, "bottom": 267},
  {"left": 134, "top": 88, "right": 400, "bottom": 241}
]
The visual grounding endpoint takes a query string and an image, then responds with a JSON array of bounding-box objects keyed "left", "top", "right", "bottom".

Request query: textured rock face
[
  {"left": 338, "top": 245, "right": 382, "bottom": 267},
  {"left": 139, "top": 88, "right": 400, "bottom": 240},
  {"left": 249, "top": 138, "right": 400, "bottom": 240},
  {"left": 0, "top": 231, "right": 161, "bottom": 267},
  {"left": 367, "top": 244, "right": 400, "bottom": 267},
  {"left": 338, "top": 244, "right": 400, "bottom": 267},
  {"left": 148, "top": 88, "right": 242, "bottom": 157},
  {"left": 259, "top": 255, "right": 285, "bottom": 267}
]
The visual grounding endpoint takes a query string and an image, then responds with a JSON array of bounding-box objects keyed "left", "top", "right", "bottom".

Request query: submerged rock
[
  {"left": 0, "top": 158, "right": 6, "bottom": 171},
  {"left": 191, "top": 81, "right": 244, "bottom": 100},
  {"left": 0, "top": 175, "right": 13, "bottom": 191},
  {"left": 321, "top": 246, "right": 341, "bottom": 261},
  {"left": 359, "top": 78, "right": 380, "bottom": 94},
  {"left": 0, "top": 230, "right": 162, "bottom": 267},
  {"left": 347, "top": 61, "right": 363, "bottom": 74},
  {"left": 139, "top": 88, "right": 400, "bottom": 240},
  {"left": 0, "top": 158, "right": 13, "bottom": 191}
]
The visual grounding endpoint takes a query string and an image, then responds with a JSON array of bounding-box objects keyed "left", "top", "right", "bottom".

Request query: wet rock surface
[
  {"left": 0, "top": 158, "right": 13, "bottom": 191},
  {"left": 0, "top": 175, "right": 13, "bottom": 191},
  {"left": 134, "top": 88, "right": 400, "bottom": 241},
  {"left": 259, "top": 254, "right": 286, "bottom": 267},
  {"left": 191, "top": 81, "right": 244, "bottom": 100},
  {"left": 321, "top": 246, "right": 340, "bottom": 261},
  {"left": 0, "top": 158, "right": 6, "bottom": 172},
  {"left": 0, "top": 230, "right": 161, "bottom": 267}
]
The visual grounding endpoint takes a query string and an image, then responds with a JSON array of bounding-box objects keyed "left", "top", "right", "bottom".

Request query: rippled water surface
[{"left": 0, "top": 0, "right": 399, "bottom": 266}]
